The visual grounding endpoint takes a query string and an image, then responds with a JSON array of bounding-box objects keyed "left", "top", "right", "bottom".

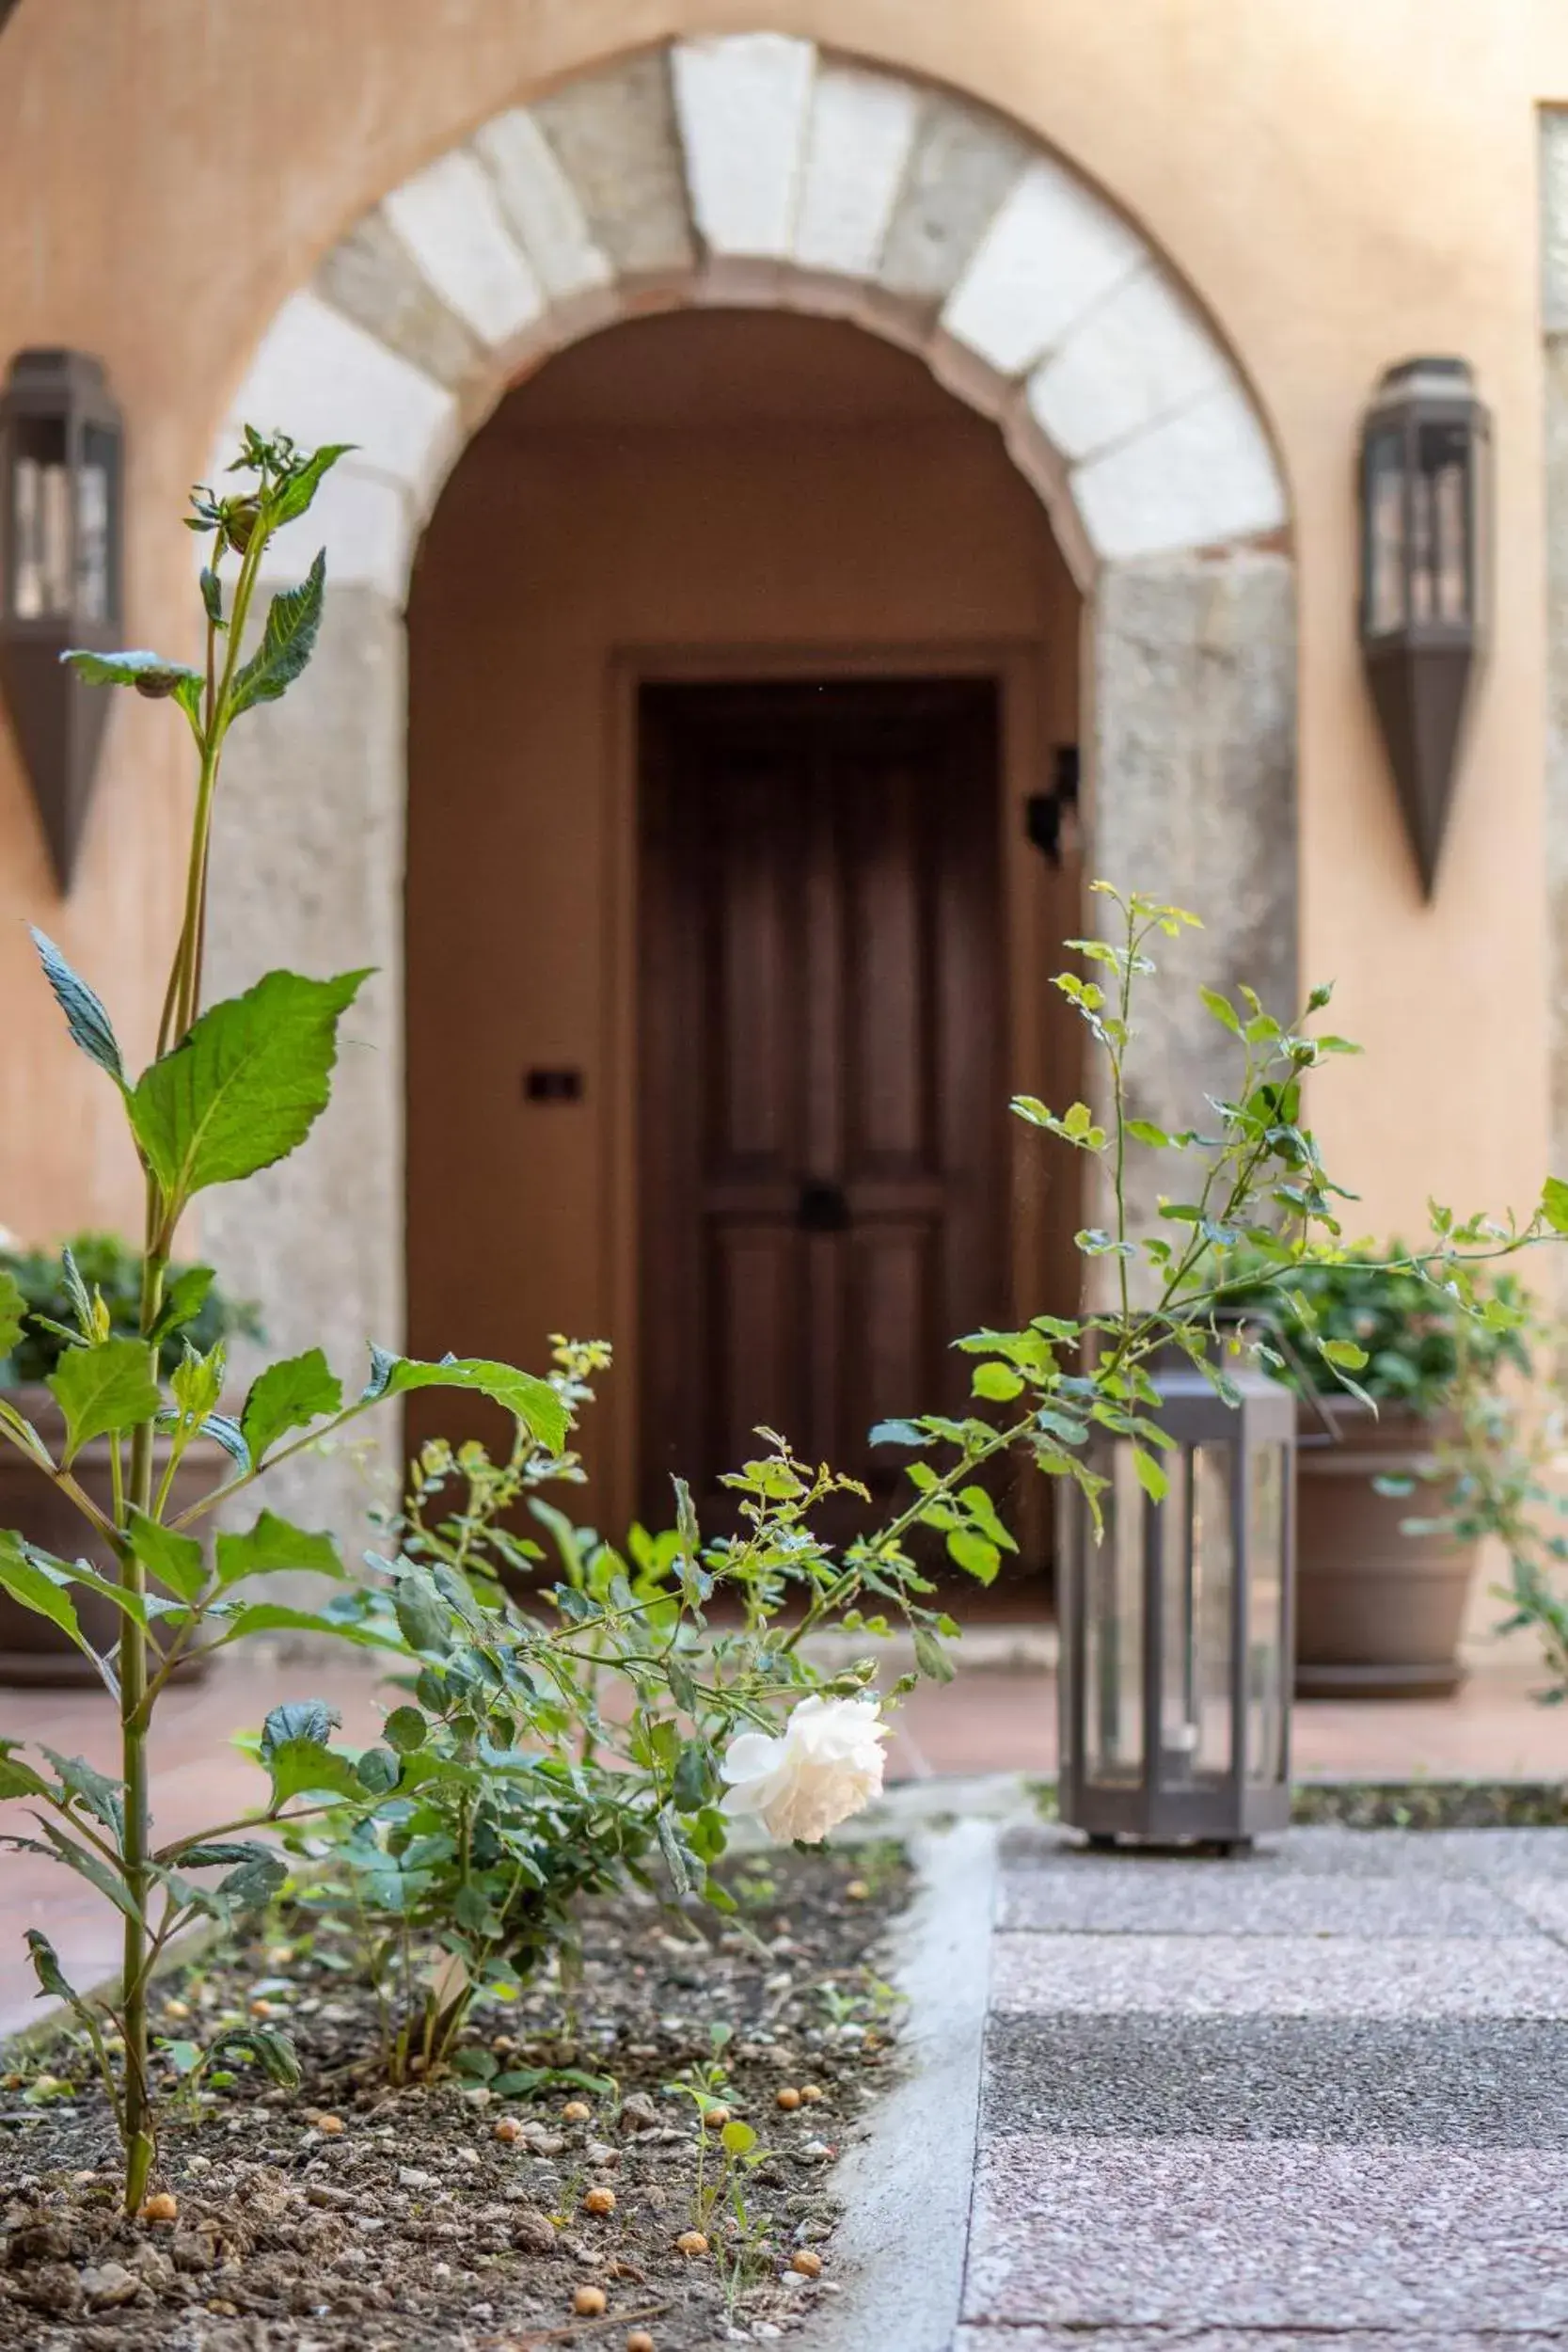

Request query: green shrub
[{"left": 0, "top": 1232, "right": 261, "bottom": 1384}]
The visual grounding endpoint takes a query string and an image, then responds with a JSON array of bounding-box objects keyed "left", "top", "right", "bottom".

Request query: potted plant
[
  {"left": 1221, "top": 1248, "right": 1530, "bottom": 1697},
  {"left": 0, "top": 1232, "right": 259, "bottom": 1684}
]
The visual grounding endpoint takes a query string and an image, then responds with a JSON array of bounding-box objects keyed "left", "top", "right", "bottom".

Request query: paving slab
[
  {"left": 999, "top": 1857, "right": 1533, "bottom": 1936},
  {"left": 955, "top": 2334, "right": 1568, "bottom": 2351},
  {"left": 964, "top": 2138, "right": 1568, "bottom": 2330},
  {"left": 1003, "top": 1820, "right": 1568, "bottom": 1878},
  {"left": 983, "top": 2013, "right": 1568, "bottom": 2145},
  {"left": 990, "top": 1929, "right": 1568, "bottom": 2017}
]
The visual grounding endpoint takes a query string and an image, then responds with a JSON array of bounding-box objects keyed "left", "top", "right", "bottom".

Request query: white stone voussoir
[
  {"left": 1071, "top": 374, "right": 1287, "bottom": 562},
  {"left": 472, "top": 107, "right": 614, "bottom": 303},
  {"left": 383, "top": 148, "right": 544, "bottom": 349},
  {"left": 794, "top": 61, "right": 922, "bottom": 280},
  {"left": 941, "top": 152, "right": 1145, "bottom": 380},
  {"left": 223, "top": 288, "right": 457, "bottom": 508},
  {"left": 1024, "top": 262, "right": 1228, "bottom": 465},
  {"left": 673, "top": 32, "right": 816, "bottom": 260}
]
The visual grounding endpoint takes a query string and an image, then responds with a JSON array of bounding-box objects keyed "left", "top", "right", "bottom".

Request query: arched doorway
[
  {"left": 403, "top": 307, "right": 1083, "bottom": 1530},
  {"left": 200, "top": 34, "right": 1296, "bottom": 1549}
]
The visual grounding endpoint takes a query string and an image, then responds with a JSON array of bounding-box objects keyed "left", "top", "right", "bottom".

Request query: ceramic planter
[
  {"left": 0, "top": 1385, "right": 219, "bottom": 1687},
  {"left": 1294, "top": 1401, "right": 1477, "bottom": 1698}
]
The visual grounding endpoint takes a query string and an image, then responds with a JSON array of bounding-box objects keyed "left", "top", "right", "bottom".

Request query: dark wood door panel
[{"left": 639, "top": 677, "right": 1004, "bottom": 1531}]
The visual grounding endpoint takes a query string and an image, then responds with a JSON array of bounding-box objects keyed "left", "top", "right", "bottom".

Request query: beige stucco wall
[{"left": 2, "top": 0, "right": 1566, "bottom": 1250}]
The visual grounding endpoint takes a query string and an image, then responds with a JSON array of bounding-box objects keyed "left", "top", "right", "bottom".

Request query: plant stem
[{"left": 119, "top": 1218, "right": 167, "bottom": 2215}]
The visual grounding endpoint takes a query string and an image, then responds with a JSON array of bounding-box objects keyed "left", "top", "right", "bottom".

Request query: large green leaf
[
  {"left": 264, "top": 1737, "right": 367, "bottom": 1807},
  {"left": 39, "top": 1747, "right": 124, "bottom": 1844},
  {"left": 61, "top": 646, "right": 202, "bottom": 722},
  {"left": 0, "top": 1270, "right": 24, "bottom": 1362},
  {"left": 361, "top": 1349, "right": 568, "bottom": 1454},
  {"left": 125, "top": 1508, "right": 207, "bottom": 1604},
  {"left": 29, "top": 930, "right": 126, "bottom": 1086},
  {"left": 230, "top": 551, "right": 325, "bottom": 716},
  {"left": 130, "top": 967, "right": 371, "bottom": 1207},
  {"left": 214, "top": 1603, "right": 401, "bottom": 1652},
  {"left": 0, "top": 1534, "right": 100, "bottom": 1662},
  {"left": 47, "top": 1336, "right": 161, "bottom": 1459},
  {"left": 214, "top": 1511, "right": 343, "bottom": 1588},
  {"left": 270, "top": 445, "right": 354, "bottom": 528},
  {"left": 1543, "top": 1175, "right": 1568, "bottom": 1235},
  {"left": 240, "top": 1349, "right": 342, "bottom": 1465}
]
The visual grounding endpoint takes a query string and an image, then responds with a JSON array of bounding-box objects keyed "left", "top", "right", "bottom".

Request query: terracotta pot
[
  {"left": 0, "top": 1385, "right": 221, "bottom": 1688},
  {"left": 1294, "top": 1400, "right": 1478, "bottom": 1699}
]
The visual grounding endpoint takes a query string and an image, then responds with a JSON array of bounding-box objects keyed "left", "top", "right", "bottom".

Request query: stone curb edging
[{"left": 803, "top": 1786, "right": 1034, "bottom": 2352}]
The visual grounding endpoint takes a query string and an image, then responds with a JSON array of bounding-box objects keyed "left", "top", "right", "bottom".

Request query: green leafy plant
[
  {"left": 0, "top": 1232, "right": 261, "bottom": 1385},
  {"left": 1213, "top": 1243, "right": 1532, "bottom": 1418},
  {"left": 289, "top": 1339, "right": 957, "bottom": 2084},
  {"left": 0, "top": 430, "right": 572, "bottom": 2214}
]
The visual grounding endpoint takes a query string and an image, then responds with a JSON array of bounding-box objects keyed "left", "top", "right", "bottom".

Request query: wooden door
[{"left": 638, "top": 678, "right": 1006, "bottom": 1531}]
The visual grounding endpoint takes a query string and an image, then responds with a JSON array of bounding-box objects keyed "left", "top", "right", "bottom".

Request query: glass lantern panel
[
  {"left": 7, "top": 415, "right": 71, "bottom": 622},
  {"left": 1191, "top": 1441, "right": 1235, "bottom": 1778},
  {"left": 75, "top": 423, "right": 118, "bottom": 626},
  {"left": 1158, "top": 1448, "right": 1198, "bottom": 1781},
  {"left": 1246, "top": 1441, "right": 1288, "bottom": 1785},
  {"left": 1412, "top": 418, "right": 1471, "bottom": 627},
  {"left": 1085, "top": 1443, "right": 1145, "bottom": 1785},
  {"left": 1363, "top": 427, "right": 1406, "bottom": 638}
]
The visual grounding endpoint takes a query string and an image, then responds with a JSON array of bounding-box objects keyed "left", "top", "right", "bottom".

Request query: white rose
[{"left": 719, "top": 1695, "right": 889, "bottom": 1845}]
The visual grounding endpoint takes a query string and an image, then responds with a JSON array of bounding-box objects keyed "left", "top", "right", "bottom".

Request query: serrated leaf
[
  {"left": 240, "top": 1348, "right": 342, "bottom": 1465},
  {"left": 1543, "top": 1176, "right": 1568, "bottom": 1236},
  {"left": 912, "top": 1625, "right": 956, "bottom": 1684},
  {"left": 1200, "top": 987, "right": 1243, "bottom": 1037},
  {"left": 867, "top": 1418, "right": 929, "bottom": 1449},
  {"left": 383, "top": 1706, "right": 427, "bottom": 1755},
  {"left": 972, "top": 1362, "right": 1024, "bottom": 1403},
  {"left": 214, "top": 1510, "right": 343, "bottom": 1588},
  {"left": 270, "top": 445, "right": 354, "bottom": 527},
  {"left": 260, "top": 1698, "right": 341, "bottom": 1759},
  {"left": 945, "top": 1528, "right": 1001, "bottom": 1584},
  {"left": 393, "top": 1570, "right": 451, "bottom": 1657},
  {"left": 1132, "top": 1446, "right": 1169, "bottom": 1503},
  {"left": 60, "top": 646, "right": 203, "bottom": 702},
  {"left": 29, "top": 930, "right": 125, "bottom": 1085},
  {"left": 148, "top": 1265, "right": 216, "bottom": 1346},
  {"left": 360, "top": 1349, "right": 567, "bottom": 1454},
  {"left": 130, "top": 967, "right": 370, "bottom": 1208},
  {"left": 124, "top": 1509, "right": 207, "bottom": 1604},
  {"left": 47, "top": 1335, "right": 160, "bottom": 1460},
  {"left": 0, "top": 1530, "right": 87, "bottom": 1651},
  {"left": 230, "top": 550, "right": 325, "bottom": 716},
  {"left": 9, "top": 1817, "right": 141, "bottom": 1923},
  {"left": 1318, "top": 1338, "right": 1370, "bottom": 1372},
  {"left": 264, "top": 1737, "right": 366, "bottom": 1807},
  {"left": 24, "top": 1928, "right": 77, "bottom": 2008},
  {"left": 355, "top": 1745, "right": 400, "bottom": 1795},
  {"left": 214, "top": 1603, "right": 402, "bottom": 1652},
  {"left": 0, "top": 1269, "right": 24, "bottom": 1363},
  {"left": 39, "top": 1746, "right": 123, "bottom": 1843}
]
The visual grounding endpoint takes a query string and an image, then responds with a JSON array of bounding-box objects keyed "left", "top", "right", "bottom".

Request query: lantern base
[
  {"left": 1059, "top": 1777, "right": 1291, "bottom": 1849},
  {"left": 1083, "top": 1829, "right": 1255, "bottom": 1858}
]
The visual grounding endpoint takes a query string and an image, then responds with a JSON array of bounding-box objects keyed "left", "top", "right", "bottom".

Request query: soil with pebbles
[{"left": 0, "top": 1844, "right": 910, "bottom": 2352}]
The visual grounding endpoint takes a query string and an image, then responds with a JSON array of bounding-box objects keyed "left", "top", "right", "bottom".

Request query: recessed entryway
[{"left": 637, "top": 675, "right": 1006, "bottom": 1527}]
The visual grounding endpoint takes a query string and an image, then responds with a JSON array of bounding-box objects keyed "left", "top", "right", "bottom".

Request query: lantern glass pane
[
  {"left": 76, "top": 422, "right": 118, "bottom": 625},
  {"left": 1085, "top": 1444, "right": 1145, "bottom": 1785},
  {"left": 1412, "top": 418, "right": 1470, "bottom": 626},
  {"left": 7, "top": 415, "right": 71, "bottom": 622},
  {"left": 1246, "top": 1440, "right": 1288, "bottom": 1785},
  {"left": 1363, "top": 427, "right": 1405, "bottom": 638},
  {"left": 1191, "top": 1442, "right": 1235, "bottom": 1778},
  {"left": 1159, "top": 1449, "right": 1199, "bottom": 1778}
]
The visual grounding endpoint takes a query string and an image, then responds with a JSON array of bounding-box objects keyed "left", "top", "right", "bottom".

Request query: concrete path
[{"left": 960, "top": 1822, "right": 1568, "bottom": 2347}]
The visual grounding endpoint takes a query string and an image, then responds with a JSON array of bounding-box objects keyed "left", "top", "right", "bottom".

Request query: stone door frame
[{"left": 201, "top": 33, "right": 1298, "bottom": 1538}]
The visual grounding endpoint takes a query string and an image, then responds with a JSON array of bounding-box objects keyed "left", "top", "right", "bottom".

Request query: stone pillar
[
  {"left": 1090, "top": 546, "right": 1298, "bottom": 1237},
  {"left": 201, "top": 588, "right": 407, "bottom": 1563}
]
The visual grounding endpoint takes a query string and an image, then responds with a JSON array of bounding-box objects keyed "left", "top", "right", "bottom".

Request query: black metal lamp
[
  {"left": 0, "top": 349, "right": 124, "bottom": 889},
  {"left": 1358, "top": 357, "right": 1490, "bottom": 900},
  {"left": 1057, "top": 1343, "right": 1294, "bottom": 1852}
]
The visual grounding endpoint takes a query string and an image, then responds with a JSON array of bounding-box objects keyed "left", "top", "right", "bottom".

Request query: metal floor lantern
[{"left": 1058, "top": 1342, "right": 1295, "bottom": 1852}]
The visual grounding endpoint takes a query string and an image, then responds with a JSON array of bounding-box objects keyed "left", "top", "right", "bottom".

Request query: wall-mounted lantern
[
  {"left": 1057, "top": 1343, "right": 1294, "bottom": 1853},
  {"left": 0, "top": 350, "right": 123, "bottom": 890},
  {"left": 1358, "top": 357, "right": 1490, "bottom": 900}
]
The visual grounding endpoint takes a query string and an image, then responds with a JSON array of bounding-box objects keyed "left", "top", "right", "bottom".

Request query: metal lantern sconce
[
  {"left": 0, "top": 349, "right": 124, "bottom": 890},
  {"left": 1358, "top": 357, "right": 1490, "bottom": 900},
  {"left": 1057, "top": 1343, "right": 1294, "bottom": 1853}
]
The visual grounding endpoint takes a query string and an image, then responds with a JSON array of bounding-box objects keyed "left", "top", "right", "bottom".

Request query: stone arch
[{"left": 202, "top": 34, "right": 1297, "bottom": 1536}]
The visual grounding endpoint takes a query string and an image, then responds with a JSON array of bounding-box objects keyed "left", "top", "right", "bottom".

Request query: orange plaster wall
[{"left": 4, "top": 0, "right": 1568, "bottom": 1249}]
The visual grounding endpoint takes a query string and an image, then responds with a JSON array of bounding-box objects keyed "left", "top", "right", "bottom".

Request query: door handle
[{"left": 797, "top": 1179, "right": 849, "bottom": 1233}]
